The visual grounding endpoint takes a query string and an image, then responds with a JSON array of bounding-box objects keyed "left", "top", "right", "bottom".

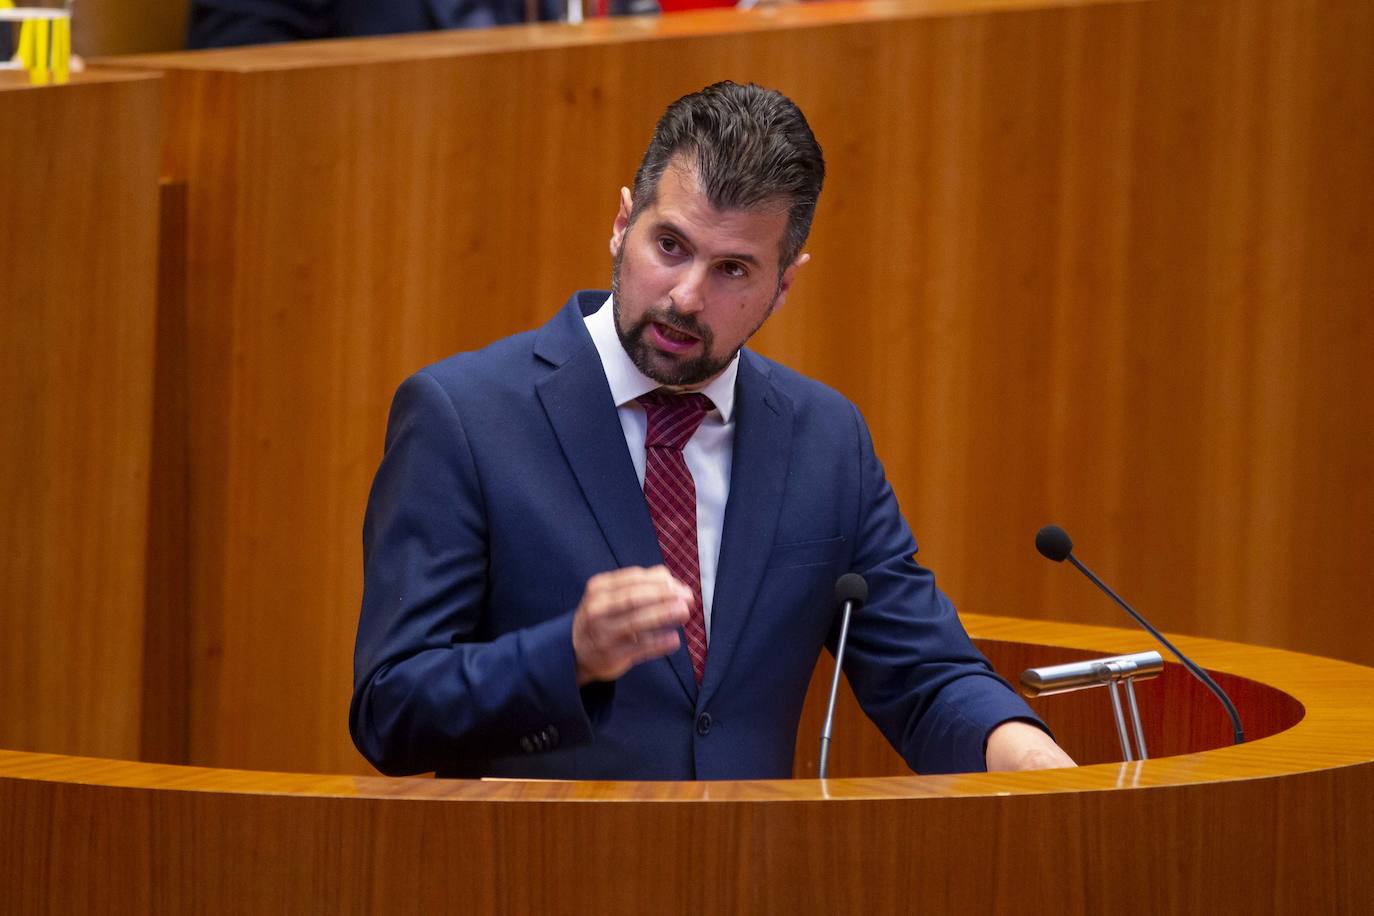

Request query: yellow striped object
[
  {"left": 6, "top": 7, "right": 72, "bottom": 85},
  {"left": 16, "top": 18, "right": 34, "bottom": 68},
  {"left": 52, "top": 13, "right": 67, "bottom": 83},
  {"left": 31, "top": 15, "right": 49, "bottom": 84}
]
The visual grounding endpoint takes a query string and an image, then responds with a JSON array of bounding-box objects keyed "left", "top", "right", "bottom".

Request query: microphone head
[
  {"left": 1035, "top": 525, "right": 1074, "bottom": 562},
  {"left": 834, "top": 573, "right": 869, "bottom": 607}
]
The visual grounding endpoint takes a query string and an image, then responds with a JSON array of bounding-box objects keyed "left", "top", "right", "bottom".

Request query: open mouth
[{"left": 649, "top": 321, "right": 700, "bottom": 353}]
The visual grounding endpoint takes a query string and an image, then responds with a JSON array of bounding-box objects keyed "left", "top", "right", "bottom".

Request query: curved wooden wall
[
  {"left": 0, "top": 70, "right": 162, "bottom": 759},
  {"left": 3, "top": 619, "right": 1371, "bottom": 913},
  {"left": 106, "top": 0, "right": 1374, "bottom": 774}
]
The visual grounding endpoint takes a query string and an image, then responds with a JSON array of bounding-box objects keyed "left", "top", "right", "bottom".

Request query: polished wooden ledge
[
  {"left": 114, "top": 0, "right": 1140, "bottom": 72},
  {"left": 4, "top": 616, "right": 1371, "bottom": 912},
  {"left": 3, "top": 615, "right": 1369, "bottom": 800}
]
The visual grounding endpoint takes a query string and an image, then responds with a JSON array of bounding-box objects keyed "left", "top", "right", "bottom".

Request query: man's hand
[
  {"left": 984, "top": 720, "right": 1077, "bottom": 771},
  {"left": 572, "top": 566, "right": 693, "bottom": 685}
]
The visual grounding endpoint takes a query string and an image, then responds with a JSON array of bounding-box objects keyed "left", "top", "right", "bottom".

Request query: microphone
[
  {"left": 818, "top": 573, "right": 868, "bottom": 779},
  {"left": 1035, "top": 524, "right": 1244, "bottom": 745}
]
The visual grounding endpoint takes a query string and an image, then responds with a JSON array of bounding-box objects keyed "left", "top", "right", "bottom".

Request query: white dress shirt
[{"left": 584, "top": 295, "right": 736, "bottom": 640}]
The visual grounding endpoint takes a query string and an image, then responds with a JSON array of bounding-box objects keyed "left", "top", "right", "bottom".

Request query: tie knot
[{"left": 638, "top": 390, "right": 713, "bottom": 451}]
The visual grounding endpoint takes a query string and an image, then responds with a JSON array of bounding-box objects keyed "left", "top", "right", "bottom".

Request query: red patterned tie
[{"left": 638, "top": 390, "right": 713, "bottom": 684}]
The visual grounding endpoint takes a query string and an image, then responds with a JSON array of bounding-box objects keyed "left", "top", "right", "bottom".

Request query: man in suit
[
  {"left": 350, "top": 81, "right": 1073, "bottom": 779},
  {"left": 186, "top": 0, "right": 563, "bottom": 49}
]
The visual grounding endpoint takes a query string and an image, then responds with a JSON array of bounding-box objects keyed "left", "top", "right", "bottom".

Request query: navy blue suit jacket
[{"left": 350, "top": 291, "right": 1042, "bottom": 779}]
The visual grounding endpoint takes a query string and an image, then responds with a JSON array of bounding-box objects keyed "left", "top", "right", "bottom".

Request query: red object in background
[{"left": 659, "top": 0, "right": 735, "bottom": 11}]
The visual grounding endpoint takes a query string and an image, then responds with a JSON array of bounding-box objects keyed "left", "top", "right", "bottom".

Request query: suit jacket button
[
  {"left": 520, "top": 736, "right": 534, "bottom": 753},
  {"left": 546, "top": 725, "right": 560, "bottom": 748},
  {"left": 696, "top": 713, "right": 712, "bottom": 736}
]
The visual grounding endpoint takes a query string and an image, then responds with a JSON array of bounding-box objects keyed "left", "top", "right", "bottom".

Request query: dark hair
[{"left": 629, "top": 81, "right": 826, "bottom": 269}]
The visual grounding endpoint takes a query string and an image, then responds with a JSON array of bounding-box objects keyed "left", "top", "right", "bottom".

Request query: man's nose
[{"left": 669, "top": 264, "right": 709, "bottom": 314}]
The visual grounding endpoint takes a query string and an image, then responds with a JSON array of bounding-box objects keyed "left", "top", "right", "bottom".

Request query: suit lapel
[
  {"left": 534, "top": 295, "right": 662, "bottom": 573},
  {"left": 533, "top": 294, "right": 700, "bottom": 701},
  {"left": 699, "top": 352, "right": 793, "bottom": 708}
]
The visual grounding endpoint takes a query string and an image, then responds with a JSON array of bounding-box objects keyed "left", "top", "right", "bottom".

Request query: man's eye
[
  {"left": 718, "top": 261, "right": 747, "bottom": 279},
  {"left": 658, "top": 237, "right": 681, "bottom": 255}
]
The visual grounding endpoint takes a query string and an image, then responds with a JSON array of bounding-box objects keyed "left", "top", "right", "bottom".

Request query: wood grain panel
[
  {"left": 140, "top": 180, "right": 192, "bottom": 765},
  {"left": 0, "top": 70, "right": 162, "bottom": 758},
  {"left": 110, "top": 0, "right": 1374, "bottom": 773},
  {"left": 2, "top": 619, "right": 1371, "bottom": 914}
]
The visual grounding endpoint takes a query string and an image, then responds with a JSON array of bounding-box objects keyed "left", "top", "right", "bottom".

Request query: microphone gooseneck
[
  {"left": 818, "top": 574, "right": 868, "bottom": 779},
  {"left": 1036, "top": 524, "right": 1244, "bottom": 745}
]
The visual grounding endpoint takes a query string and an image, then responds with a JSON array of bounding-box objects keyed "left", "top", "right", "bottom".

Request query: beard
[{"left": 611, "top": 245, "right": 772, "bottom": 388}]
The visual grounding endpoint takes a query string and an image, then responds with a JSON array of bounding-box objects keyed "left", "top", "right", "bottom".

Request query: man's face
[{"left": 609, "top": 160, "right": 808, "bottom": 389}]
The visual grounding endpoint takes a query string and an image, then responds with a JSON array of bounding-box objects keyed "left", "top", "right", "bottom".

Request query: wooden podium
[{"left": 4, "top": 616, "right": 1371, "bottom": 913}]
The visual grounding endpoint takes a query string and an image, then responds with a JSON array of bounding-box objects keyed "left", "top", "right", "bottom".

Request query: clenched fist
[{"left": 572, "top": 566, "right": 693, "bottom": 685}]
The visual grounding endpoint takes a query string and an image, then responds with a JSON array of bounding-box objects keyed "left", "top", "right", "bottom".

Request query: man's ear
[
  {"left": 771, "top": 252, "right": 811, "bottom": 312},
  {"left": 609, "top": 186, "right": 633, "bottom": 258}
]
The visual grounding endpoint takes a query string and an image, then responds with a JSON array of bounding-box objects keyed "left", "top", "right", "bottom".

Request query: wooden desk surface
[
  {"left": 4, "top": 615, "right": 1370, "bottom": 799},
  {"left": 116, "top": 0, "right": 1141, "bottom": 72},
  {"left": 3, "top": 616, "right": 1370, "bottom": 912}
]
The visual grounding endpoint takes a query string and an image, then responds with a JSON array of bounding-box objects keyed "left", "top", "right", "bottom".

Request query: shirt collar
[{"left": 584, "top": 294, "right": 738, "bottom": 422}]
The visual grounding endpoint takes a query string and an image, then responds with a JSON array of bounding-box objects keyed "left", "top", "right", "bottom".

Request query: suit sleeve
[
  {"left": 349, "top": 371, "right": 597, "bottom": 776},
  {"left": 837, "top": 403, "right": 1049, "bottom": 775}
]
